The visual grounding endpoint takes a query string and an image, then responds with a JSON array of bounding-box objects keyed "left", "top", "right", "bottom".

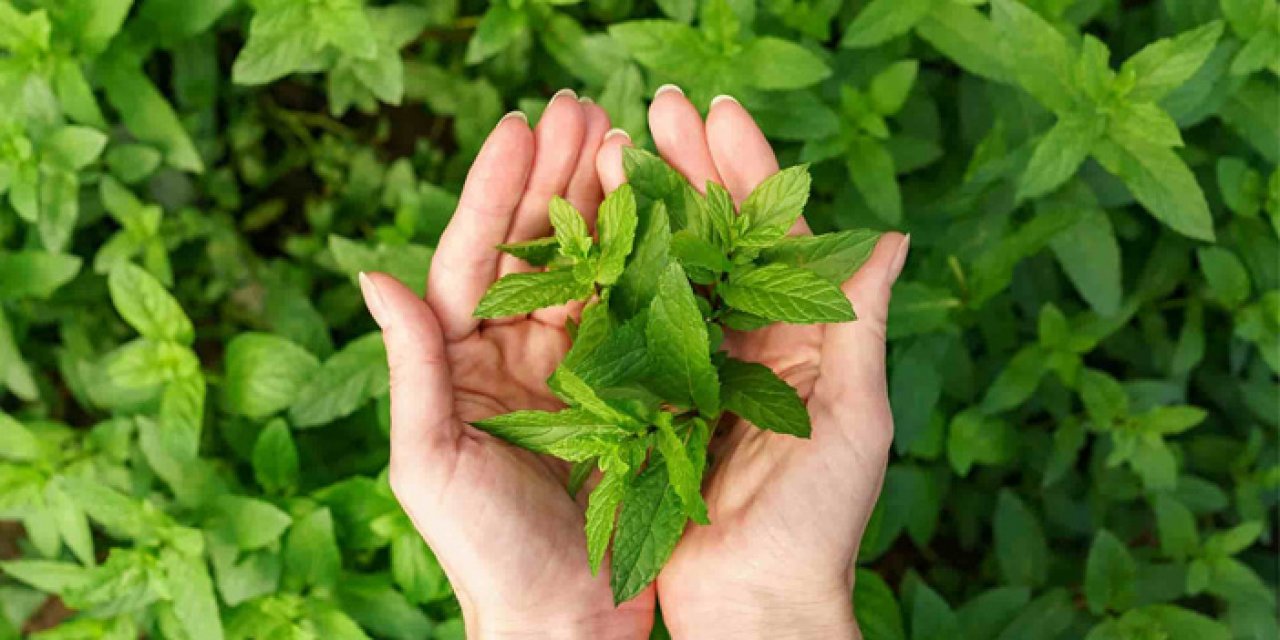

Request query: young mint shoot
[{"left": 471, "top": 149, "right": 879, "bottom": 604}]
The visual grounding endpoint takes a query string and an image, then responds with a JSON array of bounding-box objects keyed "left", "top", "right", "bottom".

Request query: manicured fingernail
[
  {"left": 552, "top": 88, "right": 578, "bottom": 102},
  {"left": 710, "top": 94, "right": 739, "bottom": 109},
  {"left": 655, "top": 84, "right": 683, "bottom": 99},
  {"left": 578, "top": 96, "right": 595, "bottom": 105},
  {"left": 604, "top": 127, "right": 631, "bottom": 141},
  {"left": 499, "top": 110, "right": 527, "bottom": 125},
  {"left": 358, "top": 272, "right": 388, "bottom": 329},
  {"left": 887, "top": 234, "right": 910, "bottom": 286}
]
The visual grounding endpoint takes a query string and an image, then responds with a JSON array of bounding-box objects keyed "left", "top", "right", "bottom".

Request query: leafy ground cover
[{"left": 0, "top": 0, "right": 1276, "bottom": 639}]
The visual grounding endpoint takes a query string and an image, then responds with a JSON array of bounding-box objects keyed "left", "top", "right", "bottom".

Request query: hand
[
  {"left": 596, "top": 87, "right": 909, "bottom": 639},
  {"left": 359, "top": 90, "right": 655, "bottom": 640}
]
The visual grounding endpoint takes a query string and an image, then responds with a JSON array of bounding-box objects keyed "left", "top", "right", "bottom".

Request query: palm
[
  {"left": 364, "top": 94, "right": 654, "bottom": 637},
  {"left": 661, "top": 321, "right": 891, "bottom": 601},
  {"left": 594, "top": 89, "right": 903, "bottom": 634}
]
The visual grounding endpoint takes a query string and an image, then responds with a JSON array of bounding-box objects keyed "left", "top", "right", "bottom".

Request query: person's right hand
[
  {"left": 358, "top": 90, "right": 655, "bottom": 640},
  {"left": 596, "top": 87, "right": 909, "bottom": 639}
]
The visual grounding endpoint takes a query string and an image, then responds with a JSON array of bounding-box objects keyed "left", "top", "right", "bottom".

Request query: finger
[
  {"left": 596, "top": 128, "right": 633, "bottom": 193},
  {"left": 360, "top": 272, "right": 459, "bottom": 492},
  {"left": 533, "top": 101, "right": 611, "bottom": 326},
  {"left": 816, "top": 233, "right": 910, "bottom": 406},
  {"left": 498, "top": 89, "right": 587, "bottom": 277},
  {"left": 705, "top": 95, "right": 778, "bottom": 203},
  {"left": 563, "top": 100, "right": 611, "bottom": 227},
  {"left": 705, "top": 94, "right": 810, "bottom": 236},
  {"left": 649, "top": 85, "right": 722, "bottom": 192},
  {"left": 427, "top": 112, "right": 534, "bottom": 341}
]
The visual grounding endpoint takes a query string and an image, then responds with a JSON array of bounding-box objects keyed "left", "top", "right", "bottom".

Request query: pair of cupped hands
[{"left": 358, "top": 85, "right": 909, "bottom": 639}]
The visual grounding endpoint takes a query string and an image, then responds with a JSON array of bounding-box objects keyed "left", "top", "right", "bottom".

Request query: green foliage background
[{"left": 0, "top": 0, "right": 1277, "bottom": 638}]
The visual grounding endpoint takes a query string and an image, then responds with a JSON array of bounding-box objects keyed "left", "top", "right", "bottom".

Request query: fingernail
[
  {"left": 578, "top": 96, "right": 594, "bottom": 105},
  {"left": 359, "top": 272, "right": 388, "bottom": 329},
  {"left": 604, "top": 127, "right": 631, "bottom": 142},
  {"left": 552, "top": 88, "right": 578, "bottom": 102},
  {"left": 499, "top": 110, "right": 527, "bottom": 125},
  {"left": 655, "top": 84, "right": 683, "bottom": 99},
  {"left": 886, "top": 234, "right": 910, "bottom": 286},
  {"left": 710, "top": 94, "right": 739, "bottom": 109}
]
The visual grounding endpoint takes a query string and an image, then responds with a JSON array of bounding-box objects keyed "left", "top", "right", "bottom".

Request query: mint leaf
[
  {"left": 719, "top": 357, "right": 810, "bottom": 437},
  {"left": 720, "top": 263, "right": 855, "bottom": 324},
  {"left": 737, "top": 165, "right": 811, "bottom": 248},
  {"left": 283, "top": 508, "right": 341, "bottom": 592},
  {"left": 911, "top": 581, "right": 962, "bottom": 640},
  {"left": 223, "top": 333, "right": 320, "bottom": 420},
  {"left": 654, "top": 413, "right": 709, "bottom": 523},
  {"left": 915, "top": 3, "right": 1008, "bottom": 81},
  {"left": 1120, "top": 21, "right": 1224, "bottom": 102},
  {"left": 1093, "top": 134, "right": 1214, "bottom": 241},
  {"left": 253, "top": 420, "right": 300, "bottom": 496},
  {"left": 869, "top": 60, "right": 919, "bottom": 116},
  {"left": 1109, "top": 101, "right": 1184, "bottom": 148},
  {"left": 982, "top": 345, "right": 1049, "bottom": 414},
  {"left": 0, "top": 250, "right": 82, "bottom": 301},
  {"left": 645, "top": 263, "right": 720, "bottom": 416},
  {"left": 212, "top": 495, "right": 293, "bottom": 551},
  {"left": 760, "top": 229, "right": 880, "bottom": 284},
  {"left": 474, "top": 268, "right": 594, "bottom": 318},
  {"left": 610, "top": 461, "right": 686, "bottom": 604},
  {"left": 567, "top": 311, "right": 650, "bottom": 389},
  {"left": 612, "top": 201, "right": 671, "bottom": 318},
  {"left": 1018, "top": 112, "right": 1105, "bottom": 200},
  {"left": 699, "top": 181, "right": 735, "bottom": 249},
  {"left": 737, "top": 37, "right": 831, "bottom": 90},
  {"left": 947, "top": 410, "right": 1016, "bottom": 477},
  {"left": 107, "top": 262, "right": 193, "bottom": 344},
  {"left": 955, "top": 588, "right": 1031, "bottom": 640},
  {"left": 497, "top": 237, "right": 560, "bottom": 266},
  {"left": 720, "top": 309, "right": 771, "bottom": 331},
  {"left": 288, "top": 333, "right": 388, "bottom": 428},
  {"left": 0, "top": 412, "right": 39, "bottom": 461},
  {"left": 1196, "top": 247, "right": 1251, "bottom": 308},
  {"left": 840, "top": 0, "right": 933, "bottom": 49},
  {"left": 854, "top": 568, "right": 907, "bottom": 640},
  {"left": 597, "top": 184, "right": 638, "bottom": 285},
  {"left": 585, "top": 465, "right": 627, "bottom": 575},
  {"left": 465, "top": 3, "right": 527, "bottom": 65},
  {"left": 1084, "top": 529, "right": 1137, "bottom": 614},
  {"left": 846, "top": 137, "right": 901, "bottom": 224},
  {"left": 991, "top": 0, "right": 1078, "bottom": 113},
  {"left": 1050, "top": 207, "right": 1123, "bottom": 316},
  {"left": 545, "top": 366, "right": 645, "bottom": 430},
  {"left": 670, "top": 230, "right": 730, "bottom": 283},
  {"left": 994, "top": 491, "right": 1049, "bottom": 588},
  {"left": 550, "top": 196, "right": 592, "bottom": 259},
  {"left": 472, "top": 408, "right": 631, "bottom": 461}
]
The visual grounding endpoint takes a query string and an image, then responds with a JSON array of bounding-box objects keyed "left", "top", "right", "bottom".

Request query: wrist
[
  {"left": 463, "top": 603, "right": 653, "bottom": 640},
  {"left": 661, "top": 581, "right": 857, "bottom": 640}
]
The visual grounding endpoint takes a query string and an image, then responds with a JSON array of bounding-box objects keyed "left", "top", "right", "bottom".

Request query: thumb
[
  {"left": 359, "top": 272, "right": 459, "bottom": 491},
  {"left": 818, "top": 233, "right": 910, "bottom": 404}
]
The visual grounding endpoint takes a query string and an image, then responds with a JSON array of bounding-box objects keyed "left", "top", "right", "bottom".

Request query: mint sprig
[{"left": 470, "top": 149, "right": 880, "bottom": 604}]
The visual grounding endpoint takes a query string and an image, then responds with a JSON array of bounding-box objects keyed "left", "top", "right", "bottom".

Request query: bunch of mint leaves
[{"left": 470, "top": 149, "right": 879, "bottom": 603}]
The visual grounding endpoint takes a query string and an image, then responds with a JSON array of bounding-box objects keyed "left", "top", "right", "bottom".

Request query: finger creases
[
  {"left": 649, "top": 88, "right": 722, "bottom": 192},
  {"left": 498, "top": 93, "right": 589, "bottom": 278},
  {"left": 705, "top": 96, "right": 780, "bottom": 205},
  {"left": 428, "top": 112, "right": 534, "bottom": 341}
]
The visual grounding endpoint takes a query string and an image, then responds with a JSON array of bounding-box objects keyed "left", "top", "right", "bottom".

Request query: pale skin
[{"left": 358, "top": 85, "right": 909, "bottom": 639}]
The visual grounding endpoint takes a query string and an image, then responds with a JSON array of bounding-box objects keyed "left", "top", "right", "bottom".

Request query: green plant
[
  {"left": 0, "top": 0, "right": 1276, "bottom": 638},
  {"left": 470, "top": 150, "right": 876, "bottom": 603}
]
